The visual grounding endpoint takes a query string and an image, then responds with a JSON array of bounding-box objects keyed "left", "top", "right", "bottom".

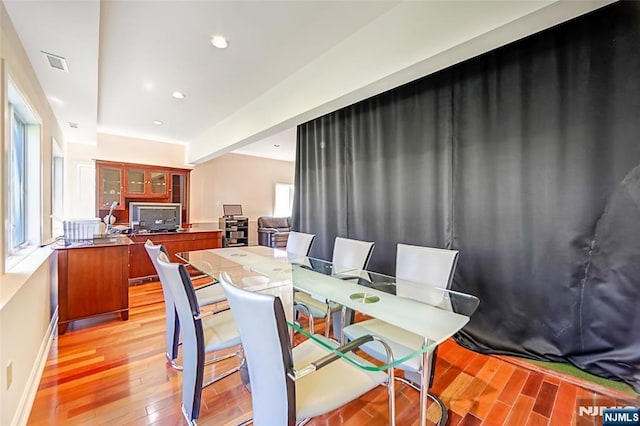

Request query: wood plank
[
  {"left": 457, "top": 412, "right": 482, "bottom": 426},
  {"left": 485, "top": 400, "right": 511, "bottom": 425},
  {"left": 526, "top": 412, "right": 550, "bottom": 426},
  {"left": 532, "top": 381, "right": 559, "bottom": 418},
  {"left": 438, "top": 372, "right": 475, "bottom": 417},
  {"left": 504, "top": 394, "right": 536, "bottom": 425},
  {"left": 522, "top": 371, "right": 544, "bottom": 397},
  {"left": 498, "top": 369, "right": 529, "bottom": 405},
  {"left": 449, "top": 357, "right": 501, "bottom": 415},
  {"left": 468, "top": 360, "right": 515, "bottom": 419},
  {"left": 549, "top": 381, "right": 577, "bottom": 426}
]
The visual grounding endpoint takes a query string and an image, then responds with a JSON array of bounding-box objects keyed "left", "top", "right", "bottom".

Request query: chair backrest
[
  {"left": 332, "top": 237, "right": 375, "bottom": 273},
  {"left": 219, "top": 272, "right": 295, "bottom": 425},
  {"left": 156, "top": 252, "right": 205, "bottom": 421},
  {"left": 395, "top": 244, "right": 459, "bottom": 303},
  {"left": 144, "top": 240, "right": 170, "bottom": 283},
  {"left": 286, "top": 231, "right": 316, "bottom": 256},
  {"left": 144, "top": 241, "right": 180, "bottom": 359}
]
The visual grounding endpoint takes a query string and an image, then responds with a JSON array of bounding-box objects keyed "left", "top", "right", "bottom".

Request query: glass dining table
[{"left": 177, "top": 246, "right": 480, "bottom": 426}]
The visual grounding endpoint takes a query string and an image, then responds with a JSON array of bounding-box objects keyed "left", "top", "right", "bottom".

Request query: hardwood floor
[{"left": 28, "top": 281, "right": 638, "bottom": 425}]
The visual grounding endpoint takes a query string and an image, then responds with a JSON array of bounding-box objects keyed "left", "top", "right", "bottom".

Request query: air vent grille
[
  {"left": 41, "top": 51, "right": 68, "bottom": 72},
  {"left": 68, "top": 122, "right": 78, "bottom": 129}
]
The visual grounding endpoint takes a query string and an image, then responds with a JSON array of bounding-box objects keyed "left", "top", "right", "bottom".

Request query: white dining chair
[
  {"left": 219, "top": 272, "right": 396, "bottom": 425},
  {"left": 294, "top": 236, "right": 374, "bottom": 337},
  {"left": 342, "top": 243, "right": 459, "bottom": 425},
  {"left": 285, "top": 231, "right": 316, "bottom": 256},
  {"left": 144, "top": 240, "right": 228, "bottom": 368},
  {"left": 155, "top": 252, "right": 243, "bottom": 425}
]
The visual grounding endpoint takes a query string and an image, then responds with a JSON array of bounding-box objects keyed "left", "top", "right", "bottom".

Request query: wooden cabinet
[
  {"left": 125, "top": 167, "right": 168, "bottom": 197},
  {"left": 128, "top": 230, "right": 222, "bottom": 282},
  {"left": 57, "top": 239, "right": 131, "bottom": 334},
  {"left": 219, "top": 216, "right": 249, "bottom": 247},
  {"left": 97, "top": 164, "right": 124, "bottom": 210},
  {"left": 95, "top": 160, "right": 191, "bottom": 225}
]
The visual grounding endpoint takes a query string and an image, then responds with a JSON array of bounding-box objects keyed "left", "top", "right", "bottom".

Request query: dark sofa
[{"left": 257, "top": 216, "right": 291, "bottom": 248}]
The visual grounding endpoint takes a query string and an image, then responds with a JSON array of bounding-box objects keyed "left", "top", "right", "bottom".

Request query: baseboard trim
[{"left": 11, "top": 308, "right": 58, "bottom": 426}]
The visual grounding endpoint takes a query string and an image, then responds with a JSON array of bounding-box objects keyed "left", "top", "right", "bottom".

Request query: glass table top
[{"left": 177, "top": 246, "right": 480, "bottom": 370}]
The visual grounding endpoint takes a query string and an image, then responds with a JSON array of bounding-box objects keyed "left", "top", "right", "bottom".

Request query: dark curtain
[
  {"left": 292, "top": 1, "right": 640, "bottom": 391},
  {"left": 293, "top": 113, "right": 350, "bottom": 260},
  {"left": 451, "top": 2, "right": 640, "bottom": 390},
  {"left": 346, "top": 73, "right": 453, "bottom": 273}
]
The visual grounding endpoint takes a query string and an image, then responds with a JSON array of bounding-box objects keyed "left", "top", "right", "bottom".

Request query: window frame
[
  {"left": 5, "top": 76, "right": 43, "bottom": 271},
  {"left": 9, "top": 105, "right": 28, "bottom": 251}
]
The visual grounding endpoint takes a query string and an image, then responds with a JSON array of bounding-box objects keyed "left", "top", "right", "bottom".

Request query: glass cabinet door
[
  {"left": 126, "top": 168, "right": 146, "bottom": 195},
  {"left": 171, "top": 173, "right": 185, "bottom": 204},
  {"left": 171, "top": 172, "right": 188, "bottom": 224},
  {"left": 100, "top": 166, "right": 122, "bottom": 209},
  {"left": 149, "top": 171, "right": 167, "bottom": 196}
]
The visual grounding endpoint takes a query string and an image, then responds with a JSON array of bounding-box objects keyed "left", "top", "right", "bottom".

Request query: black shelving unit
[{"left": 219, "top": 216, "right": 249, "bottom": 247}]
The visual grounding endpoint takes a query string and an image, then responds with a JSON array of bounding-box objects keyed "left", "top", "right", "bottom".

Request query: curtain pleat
[{"left": 292, "top": 1, "right": 640, "bottom": 391}]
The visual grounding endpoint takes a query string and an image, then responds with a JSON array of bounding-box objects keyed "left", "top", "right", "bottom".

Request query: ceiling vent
[
  {"left": 41, "top": 51, "right": 68, "bottom": 72},
  {"left": 68, "top": 122, "right": 78, "bottom": 129}
]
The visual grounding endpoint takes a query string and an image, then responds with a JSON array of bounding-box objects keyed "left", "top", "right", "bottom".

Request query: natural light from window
[
  {"left": 6, "top": 78, "right": 42, "bottom": 270},
  {"left": 274, "top": 183, "right": 294, "bottom": 217},
  {"left": 52, "top": 139, "right": 64, "bottom": 237}
]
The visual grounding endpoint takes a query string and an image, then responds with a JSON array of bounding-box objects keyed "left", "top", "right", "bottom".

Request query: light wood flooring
[{"left": 27, "top": 281, "right": 638, "bottom": 425}]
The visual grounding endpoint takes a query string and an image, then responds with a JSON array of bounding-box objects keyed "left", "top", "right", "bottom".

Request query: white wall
[
  {"left": 0, "top": 2, "right": 62, "bottom": 424},
  {"left": 190, "top": 153, "right": 295, "bottom": 245}
]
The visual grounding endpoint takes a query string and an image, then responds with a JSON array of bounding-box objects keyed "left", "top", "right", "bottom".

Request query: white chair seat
[
  {"left": 293, "top": 334, "right": 387, "bottom": 421},
  {"left": 202, "top": 310, "right": 242, "bottom": 352},
  {"left": 343, "top": 319, "right": 423, "bottom": 373},
  {"left": 195, "top": 283, "right": 227, "bottom": 306},
  {"left": 294, "top": 292, "right": 341, "bottom": 318}
]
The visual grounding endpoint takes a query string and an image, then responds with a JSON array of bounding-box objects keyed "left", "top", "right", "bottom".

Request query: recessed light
[
  {"left": 152, "top": 120, "right": 163, "bottom": 125},
  {"left": 273, "top": 144, "right": 280, "bottom": 148},
  {"left": 143, "top": 81, "right": 154, "bottom": 91},
  {"left": 211, "top": 35, "right": 228, "bottom": 49},
  {"left": 172, "top": 91, "right": 185, "bottom": 99}
]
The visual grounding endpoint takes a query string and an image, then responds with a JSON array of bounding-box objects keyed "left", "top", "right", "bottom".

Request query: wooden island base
[
  {"left": 56, "top": 238, "right": 131, "bottom": 334},
  {"left": 56, "top": 229, "right": 223, "bottom": 334}
]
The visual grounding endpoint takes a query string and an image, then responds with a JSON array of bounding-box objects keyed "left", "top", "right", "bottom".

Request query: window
[
  {"left": 6, "top": 79, "right": 42, "bottom": 269},
  {"left": 10, "top": 111, "right": 27, "bottom": 248},
  {"left": 274, "top": 183, "right": 294, "bottom": 217},
  {"left": 52, "top": 138, "right": 64, "bottom": 237}
]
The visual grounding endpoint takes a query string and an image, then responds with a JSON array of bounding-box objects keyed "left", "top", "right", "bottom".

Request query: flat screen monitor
[
  {"left": 223, "top": 204, "right": 243, "bottom": 217},
  {"left": 129, "top": 202, "right": 182, "bottom": 232}
]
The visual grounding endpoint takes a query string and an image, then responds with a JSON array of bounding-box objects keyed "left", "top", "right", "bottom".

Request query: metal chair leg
[{"left": 395, "top": 376, "right": 448, "bottom": 426}]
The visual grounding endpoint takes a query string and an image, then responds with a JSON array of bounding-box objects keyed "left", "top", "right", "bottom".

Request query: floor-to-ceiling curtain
[
  {"left": 293, "top": 1, "right": 640, "bottom": 391},
  {"left": 293, "top": 112, "right": 350, "bottom": 260},
  {"left": 294, "top": 73, "right": 453, "bottom": 271},
  {"left": 451, "top": 3, "right": 640, "bottom": 387}
]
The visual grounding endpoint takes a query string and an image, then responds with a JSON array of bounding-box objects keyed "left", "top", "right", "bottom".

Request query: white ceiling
[
  {"left": 232, "top": 127, "right": 297, "bottom": 162},
  {"left": 3, "top": 0, "right": 613, "bottom": 164}
]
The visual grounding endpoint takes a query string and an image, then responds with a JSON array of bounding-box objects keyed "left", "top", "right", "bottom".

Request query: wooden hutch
[
  {"left": 94, "top": 159, "right": 223, "bottom": 282},
  {"left": 95, "top": 159, "right": 191, "bottom": 226}
]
